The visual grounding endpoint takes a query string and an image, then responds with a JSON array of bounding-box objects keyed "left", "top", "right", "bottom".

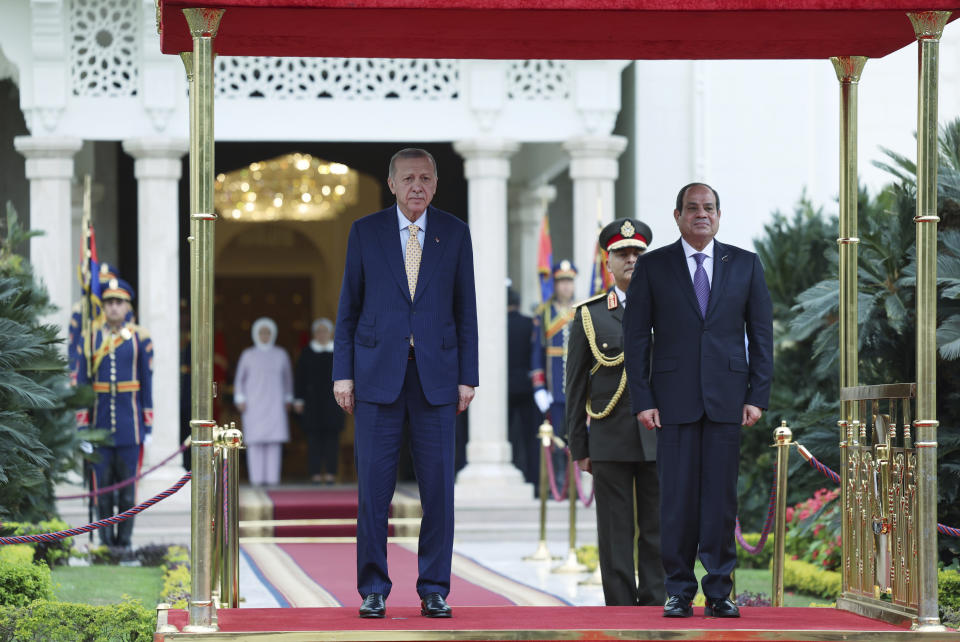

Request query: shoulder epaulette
[
  {"left": 129, "top": 323, "right": 150, "bottom": 340},
  {"left": 573, "top": 292, "right": 606, "bottom": 308}
]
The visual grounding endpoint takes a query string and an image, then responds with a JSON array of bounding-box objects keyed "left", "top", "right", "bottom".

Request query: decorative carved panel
[
  {"left": 215, "top": 58, "right": 460, "bottom": 100},
  {"left": 507, "top": 60, "right": 571, "bottom": 100},
  {"left": 70, "top": 0, "right": 139, "bottom": 97}
]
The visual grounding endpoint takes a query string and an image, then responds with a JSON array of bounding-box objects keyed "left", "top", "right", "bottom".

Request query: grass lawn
[
  {"left": 52, "top": 566, "right": 164, "bottom": 607},
  {"left": 733, "top": 568, "right": 831, "bottom": 607}
]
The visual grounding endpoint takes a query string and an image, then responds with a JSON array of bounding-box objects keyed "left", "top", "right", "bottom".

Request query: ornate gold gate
[{"left": 837, "top": 384, "right": 919, "bottom": 625}]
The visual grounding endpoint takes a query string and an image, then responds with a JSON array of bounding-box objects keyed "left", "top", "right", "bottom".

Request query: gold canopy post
[
  {"left": 831, "top": 55, "right": 866, "bottom": 600},
  {"left": 181, "top": 7, "right": 224, "bottom": 633},
  {"left": 908, "top": 10, "right": 950, "bottom": 632}
]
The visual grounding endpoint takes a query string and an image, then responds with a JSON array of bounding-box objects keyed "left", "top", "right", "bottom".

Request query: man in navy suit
[
  {"left": 622, "top": 183, "right": 773, "bottom": 619},
  {"left": 333, "top": 148, "right": 478, "bottom": 620}
]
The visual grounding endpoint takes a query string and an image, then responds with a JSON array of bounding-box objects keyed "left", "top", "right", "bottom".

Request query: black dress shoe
[
  {"left": 663, "top": 595, "right": 693, "bottom": 618},
  {"left": 420, "top": 592, "right": 452, "bottom": 618},
  {"left": 704, "top": 597, "right": 740, "bottom": 618},
  {"left": 359, "top": 593, "right": 385, "bottom": 618}
]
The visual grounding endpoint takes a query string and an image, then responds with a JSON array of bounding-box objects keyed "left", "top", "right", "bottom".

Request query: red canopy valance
[{"left": 157, "top": 0, "right": 958, "bottom": 59}]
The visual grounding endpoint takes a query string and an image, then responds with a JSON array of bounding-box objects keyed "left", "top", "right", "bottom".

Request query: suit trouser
[
  {"left": 247, "top": 443, "right": 283, "bottom": 486},
  {"left": 354, "top": 358, "right": 456, "bottom": 600},
  {"left": 507, "top": 393, "right": 541, "bottom": 488},
  {"left": 592, "top": 460, "right": 666, "bottom": 606},
  {"left": 92, "top": 444, "right": 140, "bottom": 547},
  {"left": 657, "top": 416, "right": 740, "bottom": 602}
]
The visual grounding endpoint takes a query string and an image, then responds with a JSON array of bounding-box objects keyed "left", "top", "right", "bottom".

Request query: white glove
[
  {"left": 143, "top": 434, "right": 153, "bottom": 448},
  {"left": 534, "top": 389, "right": 553, "bottom": 414},
  {"left": 79, "top": 441, "right": 93, "bottom": 455}
]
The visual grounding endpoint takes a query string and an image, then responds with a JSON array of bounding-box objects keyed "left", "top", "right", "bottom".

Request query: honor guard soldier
[
  {"left": 75, "top": 278, "right": 154, "bottom": 549},
  {"left": 565, "top": 219, "right": 665, "bottom": 607},
  {"left": 531, "top": 260, "right": 577, "bottom": 488},
  {"left": 68, "top": 262, "right": 120, "bottom": 381}
]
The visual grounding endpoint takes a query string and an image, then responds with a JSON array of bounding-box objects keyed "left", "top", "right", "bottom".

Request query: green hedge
[
  {"left": 0, "top": 599, "right": 153, "bottom": 642},
  {"left": 782, "top": 559, "right": 842, "bottom": 599},
  {"left": 0, "top": 521, "right": 73, "bottom": 568},
  {"left": 940, "top": 568, "right": 960, "bottom": 611},
  {"left": 0, "top": 560, "right": 54, "bottom": 607}
]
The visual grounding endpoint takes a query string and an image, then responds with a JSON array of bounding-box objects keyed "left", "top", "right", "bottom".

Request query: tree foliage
[
  {"left": 747, "top": 118, "right": 960, "bottom": 564},
  {"left": 0, "top": 204, "right": 93, "bottom": 521}
]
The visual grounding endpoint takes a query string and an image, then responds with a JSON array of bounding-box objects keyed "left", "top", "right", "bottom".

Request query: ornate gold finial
[
  {"left": 907, "top": 11, "right": 950, "bottom": 40},
  {"left": 830, "top": 56, "right": 867, "bottom": 84},
  {"left": 182, "top": 8, "right": 225, "bottom": 39}
]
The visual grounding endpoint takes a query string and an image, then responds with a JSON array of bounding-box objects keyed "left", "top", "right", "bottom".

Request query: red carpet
[
  {"left": 276, "top": 542, "right": 513, "bottom": 607},
  {"left": 266, "top": 488, "right": 393, "bottom": 538},
  {"left": 163, "top": 606, "right": 924, "bottom": 640}
]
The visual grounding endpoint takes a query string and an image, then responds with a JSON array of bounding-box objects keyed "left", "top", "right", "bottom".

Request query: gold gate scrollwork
[{"left": 837, "top": 383, "right": 918, "bottom": 626}]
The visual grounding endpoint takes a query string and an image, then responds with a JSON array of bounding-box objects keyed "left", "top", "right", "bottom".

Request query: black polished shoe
[
  {"left": 420, "top": 592, "right": 452, "bottom": 618},
  {"left": 704, "top": 597, "right": 740, "bottom": 618},
  {"left": 663, "top": 595, "right": 693, "bottom": 618},
  {"left": 359, "top": 593, "right": 386, "bottom": 618}
]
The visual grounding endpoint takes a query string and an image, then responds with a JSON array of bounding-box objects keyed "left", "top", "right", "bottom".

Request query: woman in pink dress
[{"left": 234, "top": 317, "right": 293, "bottom": 486}]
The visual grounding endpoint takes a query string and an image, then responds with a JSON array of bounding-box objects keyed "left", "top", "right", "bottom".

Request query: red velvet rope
[
  {"left": 56, "top": 441, "right": 190, "bottom": 500},
  {"left": 543, "top": 443, "right": 570, "bottom": 501},
  {"left": 1, "top": 473, "right": 191, "bottom": 545}
]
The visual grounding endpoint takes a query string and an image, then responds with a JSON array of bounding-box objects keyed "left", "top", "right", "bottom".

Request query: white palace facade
[{"left": 2, "top": 0, "right": 960, "bottom": 496}]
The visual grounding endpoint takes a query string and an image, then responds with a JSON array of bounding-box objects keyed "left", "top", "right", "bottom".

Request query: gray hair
[
  {"left": 388, "top": 148, "right": 438, "bottom": 179},
  {"left": 312, "top": 318, "right": 334, "bottom": 334}
]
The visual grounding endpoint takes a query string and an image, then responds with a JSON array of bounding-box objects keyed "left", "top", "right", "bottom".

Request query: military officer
[
  {"left": 531, "top": 260, "right": 577, "bottom": 489},
  {"left": 75, "top": 278, "right": 154, "bottom": 549},
  {"left": 565, "top": 219, "right": 665, "bottom": 607}
]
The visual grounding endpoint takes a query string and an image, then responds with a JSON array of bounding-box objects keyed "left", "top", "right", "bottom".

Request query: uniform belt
[
  {"left": 546, "top": 346, "right": 565, "bottom": 357},
  {"left": 93, "top": 381, "right": 140, "bottom": 394}
]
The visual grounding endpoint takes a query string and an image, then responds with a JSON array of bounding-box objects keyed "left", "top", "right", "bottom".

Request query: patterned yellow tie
[{"left": 405, "top": 224, "right": 421, "bottom": 301}]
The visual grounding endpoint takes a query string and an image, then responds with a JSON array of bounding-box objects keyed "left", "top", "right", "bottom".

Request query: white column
[
  {"left": 510, "top": 184, "right": 556, "bottom": 314},
  {"left": 123, "top": 138, "right": 188, "bottom": 475},
  {"left": 564, "top": 136, "right": 628, "bottom": 298},
  {"left": 14, "top": 136, "right": 82, "bottom": 340},
  {"left": 453, "top": 139, "right": 529, "bottom": 501}
]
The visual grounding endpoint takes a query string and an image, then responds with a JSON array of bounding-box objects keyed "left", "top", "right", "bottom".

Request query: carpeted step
[{"left": 239, "top": 486, "right": 422, "bottom": 538}]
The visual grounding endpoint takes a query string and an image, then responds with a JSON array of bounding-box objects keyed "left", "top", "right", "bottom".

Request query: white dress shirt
[
  {"left": 397, "top": 206, "right": 426, "bottom": 255},
  {"left": 614, "top": 285, "right": 627, "bottom": 308},
  {"left": 681, "top": 238, "right": 715, "bottom": 287}
]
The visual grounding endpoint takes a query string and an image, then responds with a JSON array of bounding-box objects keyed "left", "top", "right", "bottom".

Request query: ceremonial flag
[
  {"left": 589, "top": 241, "right": 614, "bottom": 296},
  {"left": 78, "top": 176, "right": 103, "bottom": 375},
  {"left": 536, "top": 214, "right": 553, "bottom": 303}
]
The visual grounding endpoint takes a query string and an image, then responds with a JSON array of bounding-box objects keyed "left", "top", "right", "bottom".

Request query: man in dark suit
[
  {"left": 566, "top": 218, "right": 665, "bottom": 607},
  {"left": 623, "top": 183, "right": 773, "bottom": 619},
  {"left": 506, "top": 286, "right": 540, "bottom": 490},
  {"left": 333, "top": 148, "right": 479, "bottom": 620}
]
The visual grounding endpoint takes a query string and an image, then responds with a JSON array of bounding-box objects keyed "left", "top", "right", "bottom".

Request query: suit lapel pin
[{"left": 721, "top": 254, "right": 730, "bottom": 262}]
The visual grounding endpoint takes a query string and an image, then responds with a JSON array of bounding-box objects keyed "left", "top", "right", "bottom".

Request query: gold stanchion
[
  {"left": 219, "top": 423, "right": 243, "bottom": 608},
  {"left": 524, "top": 420, "right": 563, "bottom": 562},
  {"left": 907, "top": 10, "right": 950, "bottom": 632},
  {"left": 182, "top": 6, "right": 224, "bottom": 634},
  {"left": 771, "top": 421, "right": 792, "bottom": 607},
  {"left": 552, "top": 449, "right": 588, "bottom": 574},
  {"left": 830, "top": 54, "right": 866, "bottom": 603},
  {"left": 579, "top": 564, "right": 602, "bottom": 586}
]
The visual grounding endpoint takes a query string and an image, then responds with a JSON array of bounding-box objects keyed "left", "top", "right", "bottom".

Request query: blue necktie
[{"left": 693, "top": 253, "right": 710, "bottom": 318}]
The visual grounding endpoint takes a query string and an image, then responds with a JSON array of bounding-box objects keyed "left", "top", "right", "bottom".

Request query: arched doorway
[{"left": 212, "top": 161, "right": 383, "bottom": 482}]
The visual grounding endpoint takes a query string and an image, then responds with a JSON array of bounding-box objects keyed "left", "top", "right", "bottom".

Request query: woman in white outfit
[{"left": 234, "top": 317, "right": 293, "bottom": 486}]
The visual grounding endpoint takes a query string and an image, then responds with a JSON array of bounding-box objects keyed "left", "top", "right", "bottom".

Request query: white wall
[{"left": 623, "top": 25, "right": 960, "bottom": 254}]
